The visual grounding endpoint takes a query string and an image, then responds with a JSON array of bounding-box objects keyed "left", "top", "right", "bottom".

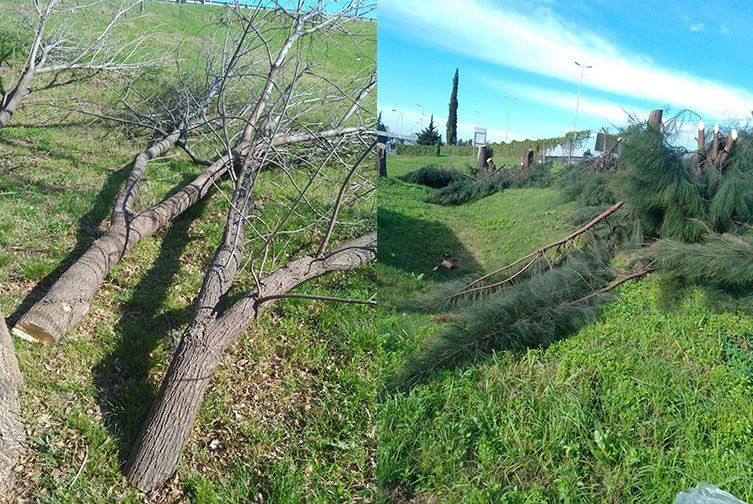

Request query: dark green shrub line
[{"left": 397, "top": 165, "right": 466, "bottom": 188}]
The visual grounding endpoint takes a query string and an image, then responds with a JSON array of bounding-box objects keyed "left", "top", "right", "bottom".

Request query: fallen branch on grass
[{"left": 439, "top": 201, "right": 624, "bottom": 305}]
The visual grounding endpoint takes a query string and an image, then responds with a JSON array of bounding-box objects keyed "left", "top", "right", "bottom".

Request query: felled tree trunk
[
  {"left": 123, "top": 233, "right": 377, "bottom": 491},
  {"left": 0, "top": 312, "right": 24, "bottom": 495},
  {"left": 0, "top": 69, "right": 35, "bottom": 127},
  {"left": 12, "top": 127, "right": 359, "bottom": 345},
  {"left": 12, "top": 137, "right": 233, "bottom": 344}
]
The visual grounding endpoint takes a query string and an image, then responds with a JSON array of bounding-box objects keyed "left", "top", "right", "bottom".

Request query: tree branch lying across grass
[
  {"left": 0, "top": 0, "right": 155, "bottom": 127},
  {"left": 13, "top": 3, "right": 375, "bottom": 345},
  {"left": 387, "top": 249, "right": 616, "bottom": 391}
]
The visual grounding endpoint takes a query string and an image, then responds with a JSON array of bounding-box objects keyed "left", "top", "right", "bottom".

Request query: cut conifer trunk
[{"left": 0, "top": 312, "right": 24, "bottom": 495}]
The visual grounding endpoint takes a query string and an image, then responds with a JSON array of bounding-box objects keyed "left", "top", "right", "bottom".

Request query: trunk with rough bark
[
  {"left": 0, "top": 312, "right": 24, "bottom": 495},
  {"left": 376, "top": 142, "right": 387, "bottom": 177},
  {"left": 12, "top": 128, "right": 355, "bottom": 344},
  {"left": 12, "top": 137, "right": 233, "bottom": 344},
  {"left": 123, "top": 233, "right": 376, "bottom": 491},
  {"left": 0, "top": 68, "right": 35, "bottom": 127}
]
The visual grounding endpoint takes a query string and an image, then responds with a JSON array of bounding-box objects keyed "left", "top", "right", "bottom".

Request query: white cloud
[
  {"left": 689, "top": 22, "right": 704, "bottom": 32},
  {"left": 380, "top": 0, "right": 753, "bottom": 120},
  {"left": 480, "top": 76, "right": 632, "bottom": 125}
]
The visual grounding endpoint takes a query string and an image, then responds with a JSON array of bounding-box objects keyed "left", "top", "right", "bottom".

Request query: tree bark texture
[
  {"left": 647, "top": 109, "right": 663, "bottom": 129},
  {"left": 123, "top": 233, "right": 376, "bottom": 491},
  {"left": 0, "top": 69, "right": 35, "bottom": 127},
  {"left": 0, "top": 312, "right": 24, "bottom": 495},
  {"left": 376, "top": 142, "right": 387, "bottom": 177},
  {"left": 12, "top": 127, "right": 357, "bottom": 345}
]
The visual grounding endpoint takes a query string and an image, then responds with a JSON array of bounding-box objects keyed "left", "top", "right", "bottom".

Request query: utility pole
[{"left": 569, "top": 60, "right": 592, "bottom": 165}]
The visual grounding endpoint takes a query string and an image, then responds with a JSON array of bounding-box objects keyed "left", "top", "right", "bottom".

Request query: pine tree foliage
[
  {"left": 644, "top": 232, "right": 753, "bottom": 293},
  {"left": 617, "top": 127, "right": 707, "bottom": 242},
  {"left": 416, "top": 114, "right": 443, "bottom": 145},
  {"left": 387, "top": 249, "right": 615, "bottom": 390},
  {"left": 446, "top": 68, "right": 459, "bottom": 145},
  {"left": 426, "top": 163, "right": 558, "bottom": 206},
  {"left": 426, "top": 174, "right": 509, "bottom": 205},
  {"left": 398, "top": 165, "right": 466, "bottom": 188},
  {"left": 558, "top": 165, "right": 616, "bottom": 207}
]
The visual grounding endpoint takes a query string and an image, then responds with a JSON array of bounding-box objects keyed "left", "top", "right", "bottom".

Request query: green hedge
[
  {"left": 397, "top": 144, "right": 441, "bottom": 156},
  {"left": 440, "top": 145, "right": 477, "bottom": 156}
]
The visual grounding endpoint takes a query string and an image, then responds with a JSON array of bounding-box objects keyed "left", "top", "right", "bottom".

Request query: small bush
[{"left": 398, "top": 165, "right": 466, "bottom": 188}]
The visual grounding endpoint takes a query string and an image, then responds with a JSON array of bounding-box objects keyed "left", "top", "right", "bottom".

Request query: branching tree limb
[{"left": 0, "top": 0, "right": 155, "bottom": 127}]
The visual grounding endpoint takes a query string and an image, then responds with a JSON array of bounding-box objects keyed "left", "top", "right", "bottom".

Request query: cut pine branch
[{"left": 441, "top": 200, "right": 624, "bottom": 304}]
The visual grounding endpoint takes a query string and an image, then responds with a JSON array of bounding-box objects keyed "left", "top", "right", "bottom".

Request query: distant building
[{"left": 383, "top": 131, "right": 417, "bottom": 152}]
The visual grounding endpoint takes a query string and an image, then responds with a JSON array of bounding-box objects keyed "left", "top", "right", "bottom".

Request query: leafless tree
[
  {"left": 10, "top": 0, "right": 376, "bottom": 491},
  {"left": 0, "top": 0, "right": 153, "bottom": 127}
]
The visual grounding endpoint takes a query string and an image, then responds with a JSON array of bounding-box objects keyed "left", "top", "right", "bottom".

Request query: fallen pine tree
[{"left": 389, "top": 109, "right": 753, "bottom": 390}]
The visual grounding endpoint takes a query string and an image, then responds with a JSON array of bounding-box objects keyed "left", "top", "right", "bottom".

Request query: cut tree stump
[
  {"left": 648, "top": 109, "right": 663, "bottom": 129},
  {"left": 0, "top": 312, "right": 24, "bottom": 495},
  {"left": 376, "top": 142, "right": 387, "bottom": 177}
]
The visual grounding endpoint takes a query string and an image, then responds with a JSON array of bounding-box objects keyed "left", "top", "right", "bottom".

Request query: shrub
[{"left": 398, "top": 165, "right": 466, "bottom": 188}]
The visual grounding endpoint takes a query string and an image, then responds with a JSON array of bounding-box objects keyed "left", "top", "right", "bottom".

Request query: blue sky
[{"left": 378, "top": 0, "right": 753, "bottom": 147}]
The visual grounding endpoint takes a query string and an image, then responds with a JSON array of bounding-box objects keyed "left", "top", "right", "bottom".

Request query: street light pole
[
  {"left": 569, "top": 60, "right": 592, "bottom": 165},
  {"left": 391, "top": 108, "right": 403, "bottom": 140},
  {"left": 416, "top": 103, "right": 425, "bottom": 128},
  {"left": 504, "top": 95, "right": 517, "bottom": 142}
]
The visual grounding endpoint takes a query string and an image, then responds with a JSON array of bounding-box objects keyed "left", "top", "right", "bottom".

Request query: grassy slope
[
  {"left": 377, "top": 155, "right": 753, "bottom": 502},
  {"left": 0, "top": 2, "right": 375, "bottom": 503}
]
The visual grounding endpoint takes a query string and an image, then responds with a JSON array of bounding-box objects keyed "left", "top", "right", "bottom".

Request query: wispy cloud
[
  {"left": 380, "top": 0, "right": 753, "bottom": 120},
  {"left": 689, "top": 22, "right": 704, "bottom": 32},
  {"left": 480, "top": 76, "right": 632, "bottom": 125}
]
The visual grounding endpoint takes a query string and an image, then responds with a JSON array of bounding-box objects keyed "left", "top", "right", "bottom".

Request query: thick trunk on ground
[
  {"left": 0, "top": 69, "right": 35, "bottom": 127},
  {"left": 123, "top": 233, "right": 377, "bottom": 491},
  {"left": 12, "top": 128, "right": 360, "bottom": 344},
  {"left": 12, "top": 139, "right": 233, "bottom": 344},
  {"left": 0, "top": 312, "right": 24, "bottom": 495}
]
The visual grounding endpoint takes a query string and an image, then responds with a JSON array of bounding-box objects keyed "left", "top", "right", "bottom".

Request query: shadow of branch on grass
[
  {"left": 377, "top": 207, "right": 483, "bottom": 311},
  {"left": 92, "top": 197, "right": 208, "bottom": 465}
]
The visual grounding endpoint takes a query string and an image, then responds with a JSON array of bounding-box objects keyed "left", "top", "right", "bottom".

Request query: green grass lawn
[
  {"left": 0, "top": 2, "right": 376, "bottom": 502},
  {"left": 377, "top": 155, "right": 753, "bottom": 502}
]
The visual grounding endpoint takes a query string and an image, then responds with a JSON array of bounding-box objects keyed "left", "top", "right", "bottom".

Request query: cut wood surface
[{"left": 0, "top": 312, "right": 24, "bottom": 496}]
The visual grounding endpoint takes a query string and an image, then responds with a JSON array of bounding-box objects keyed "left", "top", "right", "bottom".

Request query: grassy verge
[{"left": 377, "top": 155, "right": 753, "bottom": 502}]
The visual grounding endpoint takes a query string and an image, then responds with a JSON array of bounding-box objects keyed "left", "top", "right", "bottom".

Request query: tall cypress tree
[{"left": 446, "top": 68, "right": 459, "bottom": 146}]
